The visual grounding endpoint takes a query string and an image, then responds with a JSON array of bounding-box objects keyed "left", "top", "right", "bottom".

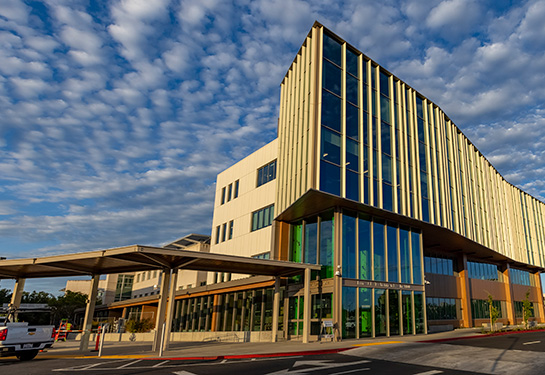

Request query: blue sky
[{"left": 1, "top": 0, "right": 545, "bottom": 294}]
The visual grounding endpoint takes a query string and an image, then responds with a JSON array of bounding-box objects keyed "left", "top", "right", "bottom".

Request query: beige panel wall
[
  {"left": 276, "top": 29, "right": 318, "bottom": 214},
  {"left": 209, "top": 139, "right": 278, "bottom": 282}
]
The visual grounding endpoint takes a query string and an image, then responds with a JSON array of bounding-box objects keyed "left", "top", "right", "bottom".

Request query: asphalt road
[
  {"left": 0, "top": 353, "right": 480, "bottom": 375},
  {"left": 4, "top": 331, "right": 545, "bottom": 375},
  {"left": 446, "top": 330, "right": 545, "bottom": 352}
]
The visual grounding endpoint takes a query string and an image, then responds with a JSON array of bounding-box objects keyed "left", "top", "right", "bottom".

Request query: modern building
[{"left": 73, "top": 22, "right": 545, "bottom": 341}]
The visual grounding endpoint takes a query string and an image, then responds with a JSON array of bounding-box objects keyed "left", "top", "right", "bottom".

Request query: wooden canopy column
[
  {"left": 502, "top": 264, "right": 516, "bottom": 325},
  {"left": 458, "top": 254, "right": 472, "bottom": 327}
]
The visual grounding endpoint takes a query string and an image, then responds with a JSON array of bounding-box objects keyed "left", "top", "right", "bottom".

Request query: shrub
[{"left": 125, "top": 318, "right": 154, "bottom": 333}]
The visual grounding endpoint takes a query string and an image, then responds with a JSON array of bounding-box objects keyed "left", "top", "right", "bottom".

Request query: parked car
[{"left": 0, "top": 305, "right": 55, "bottom": 361}]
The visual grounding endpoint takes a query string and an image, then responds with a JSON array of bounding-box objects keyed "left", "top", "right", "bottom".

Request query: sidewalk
[{"left": 39, "top": 327, "right": 485, "bottom": 360}]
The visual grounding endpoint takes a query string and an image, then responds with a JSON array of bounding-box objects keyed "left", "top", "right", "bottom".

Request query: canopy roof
[{"left": 0, "top": 245, "right": 320, "bottom": 279}]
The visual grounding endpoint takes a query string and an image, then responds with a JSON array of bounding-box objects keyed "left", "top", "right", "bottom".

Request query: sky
[{"left": 1, "top": 0, "right": 545, "bottom": 294}]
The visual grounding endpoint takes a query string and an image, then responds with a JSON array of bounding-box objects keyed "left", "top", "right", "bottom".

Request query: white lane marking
[
  {"left": 523, "top": 341, "right": 541, "bottom": 345},
  {"left": 52, "top": 362, "right": 106, "bottom": 371},
  {"left": 414, "top": 371, "right": 443, "bottom": 375},
  {"left": 334, "top": 368, "right": 370, "bottom": 374},
  {"left": 53, "top": 355, "right": 307, "bottom": 372},
  {"left": 117, "top": 359, "right": 142, "bottom": 369},
  {"left": 153, "top": 360, "right": 170, "bottom": 367}
]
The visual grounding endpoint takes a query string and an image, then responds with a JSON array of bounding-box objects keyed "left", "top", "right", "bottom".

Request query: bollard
[
  {"left": 98, "top": 324, "right": 108, "bottom": 357},
  {"left": 158, "top": 322, "right": 166, "bottom": 357},
  {"left": 94, "top": 326, "right": 101, "bottom": 352}
]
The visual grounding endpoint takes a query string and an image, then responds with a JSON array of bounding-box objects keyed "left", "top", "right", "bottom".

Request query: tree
[
  {"left": 48, "top": 291, "right": 88, "bottom": 326},
  {"left": 522, "top": 289, "right": 533, "bottom": 330},
  {"left": 0, "top": 288, "right": 12, "bottom": 304},
  {"left": 487, "top": 293, "right": 499, "bottom": 332},
  {"left": 22, "top": 291, "right": 53, "bottom": 304}
]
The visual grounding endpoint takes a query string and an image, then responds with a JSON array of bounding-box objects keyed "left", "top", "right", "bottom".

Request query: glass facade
[
  {"left": 173, "top": 287, "right": 282, "bottom": 334},
  {"left": 290, "top": 210, "right": 424, "bottom": 338}
]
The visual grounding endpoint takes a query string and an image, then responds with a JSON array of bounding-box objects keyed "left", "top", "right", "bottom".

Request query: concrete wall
[
  {"left": 208, "top": 139, "right": 278, "bottom": 283},
  {"left": 79, "top": 331, "right": 274, "bottom": 343}
]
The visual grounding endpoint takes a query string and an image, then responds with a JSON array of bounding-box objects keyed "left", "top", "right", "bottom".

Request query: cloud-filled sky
[{"left": 1, "top": 0, "right": 545, "bottom": 293}]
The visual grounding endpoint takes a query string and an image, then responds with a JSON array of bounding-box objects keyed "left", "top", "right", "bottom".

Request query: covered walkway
[{"left": 0, "top": 245, "right": 320, "bottom": 352}]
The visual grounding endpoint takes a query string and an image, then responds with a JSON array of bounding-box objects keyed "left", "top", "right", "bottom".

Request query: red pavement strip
[
  {"left": 142, "top": 347, "right": 352, "bottom": 361},
  {"left": 418, "top": 328, "right": 545, "bottom": 343}
]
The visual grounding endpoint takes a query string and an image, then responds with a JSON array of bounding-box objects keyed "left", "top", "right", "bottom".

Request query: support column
[
  {"left": 9, "top": 278, "right": 25, "bottom": 321},
  {"left": 458, "top": 254, "right": 472, "bottom": 327},
  {"left": 153, "top": 269, "right": 171, "bottom": 352},
  {"left": 163, "top": 269, "right": 178, "bottom": 350},
  {"left": 271, "top": 276, "right": 281, "bottom": 342},
  {"left": 302, "top": 268, "right": 311, "bottom": 343},
  {"left": 534, "top": 272, "right": 545, "bottom": 323},
  {"left": 502, "top": 264, "right": 516, "bottom": 325},
  {"left": 205, "top": 296, "right": 212, "bottom": 331},
  {"left": 211, "top": 295, "right": 219, "bottom": 332},
  {"left": 79, "top": 275, "right": 100, "bottom": 351},
  {"left": 240, "top": 291, "right": 247, "bottom": 331}
]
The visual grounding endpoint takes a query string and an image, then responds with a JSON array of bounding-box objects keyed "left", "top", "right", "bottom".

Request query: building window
[
  {"left": 514, "top": 301, "right": 535, "bottom": 318},
  {"left": 215, "top": 225, "right": 220, "bottom": 244},
  {"left": 424, "top": 254, "right": 454, "bottom": 276},
  {"left": 511, "top": 268, "right": 534, "bottom": 286},
  {"left": 251, "top": 204, "right": 274, "bottom": 231},
  {"left": 471, "top": 299, "right": 504, "bottom": 319},
  {"left": 468, "top": 261, "right": 501, "bottom": 281},
  {"left": 252, "top": 252, "right": 270, "bottom": 259},
  {"left": 221, "top": 223, "right": 227, "bottom": 242},
  {"left": 426, "top": 297, "right": 459, "bottom": 320},
  {"left": 257, "top": 160, "right": 277, "bottom": 187},
  {"left": 227, "top": 183, "right": 233, "bottom": 202},
  {"left": 228, "top": 220, "right": 234, "bottom": 240},
  {"left": 221, "top": 187, "right": 226, "bottom": 205},
  {"left": 234, "top": 180, "right": 239, "bottom": 198}
]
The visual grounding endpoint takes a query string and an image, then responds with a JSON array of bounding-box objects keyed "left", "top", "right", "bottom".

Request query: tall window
[
  {"left": 215, "top": 226, "right": 220, "bottom": 244},
  {"left": 234, "top": 180, "right": 239, "bottom": 198},
  {"left": 380, "top": 71, "right": 394, "bottom": 211},
  {"left": 320, "top": 33, "right": 342, "bottom": 197},
  {"left": 221, "top": 187, "right": 226, "bottom": 205},
  {"left": 221, "top": 223, "right": 227, "bottom": 242},
  {"left": 257, "top": 160, "right": 277, "bottom": 187},
  {"left": 416, "top": 96, "right": 430, "bottom": 222},
  {"left": 228, "top": 220, "right": 234, "bottom": 240}
]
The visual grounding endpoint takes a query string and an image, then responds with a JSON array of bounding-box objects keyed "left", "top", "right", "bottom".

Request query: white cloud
[
  {"left": 426, "top": 0, "right": 481, "bottom": 35},
  {"left": 108, "top": 0, "right": 171, "bottom": 63},
  {"left": 0, "top": 0, "right": 30, "bottom": 23}
]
